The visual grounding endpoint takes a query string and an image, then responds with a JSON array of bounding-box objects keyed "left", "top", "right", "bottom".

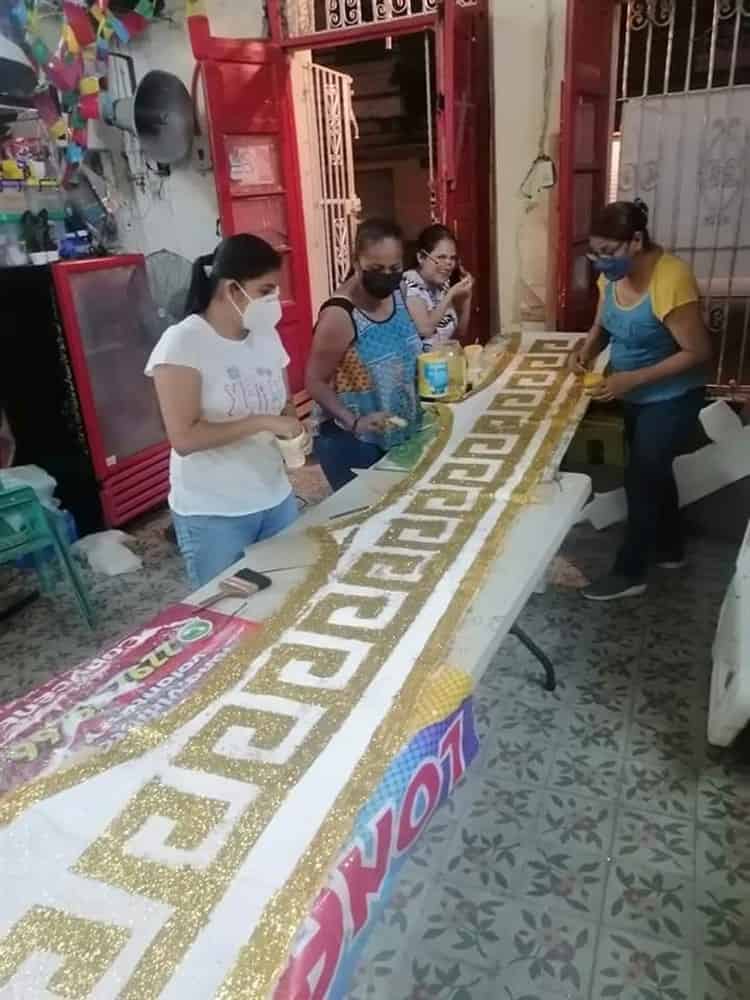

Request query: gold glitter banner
[{"left": 0, "top": 335, "right": 584, "bottom": 1000}]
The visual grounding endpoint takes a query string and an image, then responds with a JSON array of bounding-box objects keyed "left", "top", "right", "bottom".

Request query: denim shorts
[{"left": 171, "top": 492, "right": 298, "bottom": 589}]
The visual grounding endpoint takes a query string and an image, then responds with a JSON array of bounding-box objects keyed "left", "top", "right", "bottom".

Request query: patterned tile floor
[
  {"left": 0, "top": 484, "right": 746, "bottom": 1000},
  {"left": 349, "top": 528, "right": 749, "bottom": 1000}
]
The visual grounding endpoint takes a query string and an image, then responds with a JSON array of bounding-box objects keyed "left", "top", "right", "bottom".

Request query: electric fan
[{"left": 145, "top": 249, "right": 193, "bottom": 334}]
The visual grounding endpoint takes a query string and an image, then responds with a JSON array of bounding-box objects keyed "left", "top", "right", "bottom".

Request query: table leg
[{"left": 510, "top": 623, "right": 556, "bottom": 692}]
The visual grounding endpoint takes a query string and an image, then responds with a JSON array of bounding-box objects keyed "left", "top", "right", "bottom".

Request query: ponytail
[
  {"left": 184, "top": 253, "right": 216, "bottom": 316},
  {"left": 183, "top": 235, "right": 282, "bottom": 317}
]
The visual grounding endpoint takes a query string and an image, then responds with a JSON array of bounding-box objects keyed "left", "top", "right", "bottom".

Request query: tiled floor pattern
[{"left": 349, "top": 529, "right": 748, "bottom": 1000}]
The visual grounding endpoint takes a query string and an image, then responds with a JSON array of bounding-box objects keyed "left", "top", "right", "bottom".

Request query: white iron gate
[
  {"left": 615, "top": 0, "right": 750, "bottom": 395},
  {"left": 302, "top": 62, "right": 361, "bottom": 297}
]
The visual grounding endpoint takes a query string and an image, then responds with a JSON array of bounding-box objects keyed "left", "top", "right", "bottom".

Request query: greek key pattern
[{"left": 0, "top": 336, "right": 582, "bottom": 999}]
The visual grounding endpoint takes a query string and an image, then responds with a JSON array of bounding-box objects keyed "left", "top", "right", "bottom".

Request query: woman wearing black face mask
[{"left": 306, "top": 218, "right": 423, "bottom": 490}]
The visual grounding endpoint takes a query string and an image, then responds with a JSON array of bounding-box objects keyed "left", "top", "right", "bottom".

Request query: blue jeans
[
  {"left": 615, "top": 388, "right": 704, "bottom": 580},
  {"left": 172, "top": 492, "right": 298, "bottom": 589},
  {"left": 314, "top": 421, "right": 385, "bottom": 492}
]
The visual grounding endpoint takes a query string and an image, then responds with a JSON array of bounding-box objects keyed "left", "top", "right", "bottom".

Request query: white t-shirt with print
[
  {"left": 402, "top": 268, "right": 458, "bottom": 350},
  {"left": 145, "top": 314, "right": 291, "bottom": 517}
]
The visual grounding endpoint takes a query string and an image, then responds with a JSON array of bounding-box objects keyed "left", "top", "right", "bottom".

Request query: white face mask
[{"left": 232, "top": 284, "right": 282, "bottom": 334}]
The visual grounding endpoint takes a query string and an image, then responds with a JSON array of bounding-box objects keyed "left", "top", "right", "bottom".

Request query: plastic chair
[{"left": 0, "top": 481, "right": 96, "bottom": 629}]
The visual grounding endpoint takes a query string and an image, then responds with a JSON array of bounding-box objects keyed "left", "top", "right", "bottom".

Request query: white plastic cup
[
  {"left": 464, "top": 344, "right": 483, "bottom": 369},
  {"left": 277, "top": 431, "right": 307, "bottom": 469}
]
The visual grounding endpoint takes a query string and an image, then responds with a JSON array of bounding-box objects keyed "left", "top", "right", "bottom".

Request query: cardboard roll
[{"left": 82, "top": 69, "right": 193, "bottom": 165}]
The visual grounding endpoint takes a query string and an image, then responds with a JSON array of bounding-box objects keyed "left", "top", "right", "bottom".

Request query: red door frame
[
  {"left": 556, "top": 0, "right": 618, "bottom": 332},
  {"left": 188, "top": 15, "right": 314, "bottom": 391},
  {"left": 437, "top": 0, "right": 491, "bottom": 341}
]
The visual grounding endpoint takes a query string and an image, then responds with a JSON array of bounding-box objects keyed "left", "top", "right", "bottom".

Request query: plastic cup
[
  {"left": 464, "top": 344, "right": 483, "bottom": 369},
  {"left": 276, "top": 430, "right": 307, "bottom": 469}
]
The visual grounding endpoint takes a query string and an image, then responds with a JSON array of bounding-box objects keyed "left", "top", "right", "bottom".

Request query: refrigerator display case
[{"left": 0, "top": 255, "right": 168, "bottom": 531}]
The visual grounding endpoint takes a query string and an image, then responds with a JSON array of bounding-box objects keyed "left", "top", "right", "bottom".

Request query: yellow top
[{"left": 597, "top": 252, "right": 700, "bottom": 320}]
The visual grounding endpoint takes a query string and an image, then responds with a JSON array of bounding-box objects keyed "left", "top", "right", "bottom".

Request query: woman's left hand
[
  {"left": 589, "top": 371, "right": 639, "bottom": 401},
  {"left": 449, "top": 272, "right": 474, "bottom": 303}
]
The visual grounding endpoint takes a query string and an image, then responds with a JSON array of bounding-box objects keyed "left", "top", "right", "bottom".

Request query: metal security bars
[
  {"left": 305, "top": 62, "right": 361, "bottom": 294},
  {"left": 615, "top": 0, "right": 750, "bottom": 396},
  {"left": 281, "top": 0, "right": 439, "bottom": 39}
]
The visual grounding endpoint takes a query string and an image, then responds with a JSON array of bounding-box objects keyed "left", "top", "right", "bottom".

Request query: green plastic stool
[{"left": 0, "top": 482, "right": 96, "bottom": 630}]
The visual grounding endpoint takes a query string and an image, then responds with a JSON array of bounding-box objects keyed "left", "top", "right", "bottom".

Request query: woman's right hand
[
  {"left": 354, "top": 411, "right": 392, "bottom": 435},
  {"left": 266, "top": 415, "right": 305, "bottom": 439},
  {"left": 568, "top": 345, "right": 591, "bottom": 374}
]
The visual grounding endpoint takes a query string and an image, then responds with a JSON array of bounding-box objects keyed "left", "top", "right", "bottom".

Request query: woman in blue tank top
[
  {"left": 570, "top": 200, "right": 712, "bottom": 601},
  {"left": 306, "top": 219, "right": 423, "bottom": 490}
]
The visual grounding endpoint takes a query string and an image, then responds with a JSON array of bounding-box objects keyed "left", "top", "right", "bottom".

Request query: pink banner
[{"left": 0, "top": 604, "right": 257, "bottom": 795}]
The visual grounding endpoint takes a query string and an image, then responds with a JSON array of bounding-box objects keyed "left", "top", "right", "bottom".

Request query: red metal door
[
  {"left": 189, "top": 18, "right": 313, "bottom": 392},
  {"left": 437, "top": 0, "right": 491, "bottom": 343},
  {"left": 557, "top": 0, "right": 617, "bottom": 332}
]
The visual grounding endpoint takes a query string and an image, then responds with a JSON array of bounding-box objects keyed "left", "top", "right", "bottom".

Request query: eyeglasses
[
  {"left": 423, "top": 251, "right": 458, "bottom": 266},
  {"left": 586, "top": 242, "right": 626, "bottom": 263}
]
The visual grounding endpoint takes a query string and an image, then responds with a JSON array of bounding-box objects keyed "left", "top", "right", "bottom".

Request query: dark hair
[
  {"left": 416, "top": 223, "right": 457, "bottom": 257},
  {"left": 592, "top": 199, "right": 652, "bottom": 250},
  {"left": 184, "top": 234, "right": 281, "bottom": 316},
  {"left": 354, "top": 218, "right": 403, "bottom": 257}
]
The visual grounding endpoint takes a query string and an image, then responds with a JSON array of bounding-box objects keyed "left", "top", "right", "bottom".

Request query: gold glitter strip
[{"left": 217, "top": 358, "right": 584, "bottom": 999}]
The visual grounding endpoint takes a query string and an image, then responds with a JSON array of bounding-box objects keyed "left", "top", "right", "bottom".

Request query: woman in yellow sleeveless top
[{"left": 570, "top": 200, "right": 712, "bottom": 601}]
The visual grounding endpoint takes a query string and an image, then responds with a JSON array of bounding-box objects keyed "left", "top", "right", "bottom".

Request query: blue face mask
[{"left": 592, "top": 256, "right": 632, "bottom": 282}]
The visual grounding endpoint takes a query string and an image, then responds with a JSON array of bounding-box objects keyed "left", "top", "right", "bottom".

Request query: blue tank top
[
  {"left": 315, "top": 291, "right": 423, "bottom": 449},
  {"left": 601, "top": 280, "right": 705, "bottom": 404}
]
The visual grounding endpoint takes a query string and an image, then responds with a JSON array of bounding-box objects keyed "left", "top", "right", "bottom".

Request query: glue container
[
  {"left": 418, "top": 345, "right": 467, "bottom": 401},
  {"left": 418, "top": 350, "right": 451, "bottom": 399}
]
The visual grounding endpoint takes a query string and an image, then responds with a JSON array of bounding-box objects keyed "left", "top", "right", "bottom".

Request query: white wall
[
  {"left": 490, "top": 0, "right": 566, "bottom": 332},
  {"left": 98, "top": 0, "right": 266, "bottom": 263}
]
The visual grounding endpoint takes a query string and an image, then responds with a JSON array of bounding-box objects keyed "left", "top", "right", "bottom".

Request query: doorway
[
  {"left": 304, "top": 32, "right": 437, "bottom": 304},
  {"left": 274, "top": 0, "right": 490, "bottom": 338}
]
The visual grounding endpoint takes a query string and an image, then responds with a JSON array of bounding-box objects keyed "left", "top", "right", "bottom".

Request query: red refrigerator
[{"left": 52, "top": 255, "right": 170, "bottom": 526}]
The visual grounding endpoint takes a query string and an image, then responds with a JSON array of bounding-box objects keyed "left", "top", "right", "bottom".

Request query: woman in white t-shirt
[
  {"left": 145, "top": 234, "right": 308, "bottom": 588},
  {"left": 401, "top": 224, "right": 474, "bottom": 351}
]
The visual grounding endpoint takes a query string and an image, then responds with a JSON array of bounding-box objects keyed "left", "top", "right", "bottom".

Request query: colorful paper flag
[
  {"left": 66, "top": 143, "right": 84, "bottom": 164},
  {"left": 30, "top": 39, "right": 51, "bottom": 67},
  {"left": 120, "top": 12, "right": 148, "bottom": 38},
  {"left": 49, "top": 118, "right": 68, "bottom": 140},
  {"left": 107, "top": 15, "right": 130, "bottom": 43},
  {"left": 63, "top": 1, "right": 96, "bottom": 48},
  {"left": 79, "top": 75, "right": 100, "bottom": 96},
  {"left": 78, "top": 93, "right": 102, "bottom": 120}
]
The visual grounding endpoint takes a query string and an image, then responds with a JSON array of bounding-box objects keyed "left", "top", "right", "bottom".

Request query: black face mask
[{"left": 361, "top": 269, "right": 402, "bottom": 300}]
